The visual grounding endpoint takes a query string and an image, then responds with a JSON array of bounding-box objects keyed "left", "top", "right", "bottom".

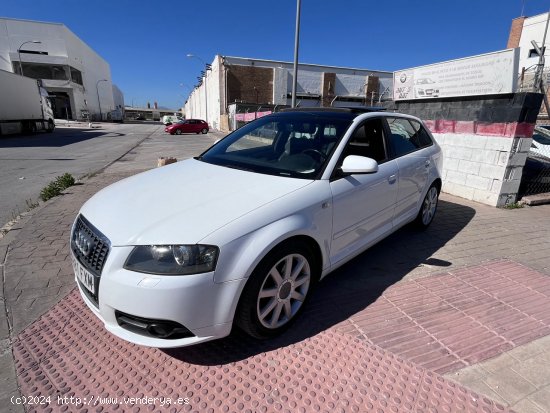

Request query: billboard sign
[{"left": 393, "top": 48, "right": 519, "bottom": 100}]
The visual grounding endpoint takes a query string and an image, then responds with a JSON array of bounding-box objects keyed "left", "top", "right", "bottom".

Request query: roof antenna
[{"left": 521, "top": 0, "right": 526, "bottom": 16}]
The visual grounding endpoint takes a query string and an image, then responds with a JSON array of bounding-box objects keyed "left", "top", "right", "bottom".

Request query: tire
[
  {"left": 175, "top": 129, "right": 182, "bottom": 135},
  {"left": 236, "top": 241, "right": 317, "bottom": 339},
  {"left": 415, "top": 184, "right": 439, "bottom": 229},
  {"left": 46, "top": 120, "right": 54, "bottom": 133},
  {"left": 201, "top": 128, "right": 208, "bottom": 134}
]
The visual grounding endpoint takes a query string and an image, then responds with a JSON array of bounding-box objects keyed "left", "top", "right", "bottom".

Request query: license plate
[{"left": 72, "top": 255, "right": 95, "bottom": 294}]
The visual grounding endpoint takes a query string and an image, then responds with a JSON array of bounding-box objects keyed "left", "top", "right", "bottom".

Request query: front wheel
[
  {"left": 175, "top": 129, "right": 182, "bottom": 135},
  {"left": 415, "top": 184, "right": 439, "bottom": 229},
  {"left": 236, "top": 242, "right": 316, "bottom": 339}
]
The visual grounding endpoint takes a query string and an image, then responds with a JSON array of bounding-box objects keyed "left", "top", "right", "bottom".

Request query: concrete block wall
[
  {"left": 432, "top": 133, "right": 534, "bottom": 206},
  {"left": 386, "top": 93, "right": 543, "bottom": 207}
]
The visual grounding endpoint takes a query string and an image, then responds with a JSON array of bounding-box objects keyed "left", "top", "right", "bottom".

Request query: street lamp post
[
  {"left": 291, "top": 0, "right": 302, "bottom": 108},
  {"left": 96, "top": 79, "right": 108, "bottom": 121},
  {"left": 17, "top": 40, "right": 41, "bottom": 76},
  {"left": 187, "top": 54, "right": 209, "bottom": 124}
]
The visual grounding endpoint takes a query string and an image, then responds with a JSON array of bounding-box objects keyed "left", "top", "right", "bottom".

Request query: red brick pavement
[
  {"left": 12, "top": 261, "right": 544, "bottom": 412},
  {"left": 14, "top": 291, "right": 508, "bottom": 413},
  {"left": 336, "top": 260, "right": 550, "bottom": 375}
]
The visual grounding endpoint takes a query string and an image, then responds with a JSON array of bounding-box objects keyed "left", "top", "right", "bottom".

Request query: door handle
[
  {"left": 388, "top": 174, "right": 397, "bottom": 184},
  {"left": 425, "top": 160, "right": 431, "bottom": 168}
]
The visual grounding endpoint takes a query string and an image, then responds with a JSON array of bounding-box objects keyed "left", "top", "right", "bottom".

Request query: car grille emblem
[{"left": 75, "top": 230, "right": 95, "bottom": 257}]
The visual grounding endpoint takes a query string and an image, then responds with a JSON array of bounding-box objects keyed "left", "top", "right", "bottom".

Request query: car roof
[
  {"left": 281, "top": 106, "right": 386, "bottom": 114},
  {"left": 270, "top": 106, "right": 397, "bottom": 122}
]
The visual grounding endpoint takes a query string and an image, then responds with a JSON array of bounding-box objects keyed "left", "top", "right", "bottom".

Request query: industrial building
[
  {"left": 0, "top": 17, "right": 123, "bottom": 121},
  {"left": 184, "top": 55, "right": 393, "bottom": 131},
  {"left": 508, "top": 12, "right": 550, "bottom": 118}
]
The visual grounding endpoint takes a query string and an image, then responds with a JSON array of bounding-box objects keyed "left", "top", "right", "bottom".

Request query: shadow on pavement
[
  {"left": 0, "top": 128, "right": 123, "bottom": 148},
  {"left": 164, "top": 199, "right": 476, "bottom": 365}
]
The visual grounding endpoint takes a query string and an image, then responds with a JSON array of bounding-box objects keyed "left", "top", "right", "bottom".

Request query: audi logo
[{"left": 75, "top": 230, "right": 95, "bottom": 257}]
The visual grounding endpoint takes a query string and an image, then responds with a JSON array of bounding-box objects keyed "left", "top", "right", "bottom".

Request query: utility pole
[{"left": 291, "top": 0, "right": 301, "bottom": 108}]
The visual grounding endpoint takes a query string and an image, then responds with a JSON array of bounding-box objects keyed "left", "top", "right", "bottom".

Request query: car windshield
[{"left": 199, "top": 113, "right": 353, "bottom": 179}]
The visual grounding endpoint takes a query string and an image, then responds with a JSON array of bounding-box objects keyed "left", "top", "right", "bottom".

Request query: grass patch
[
  {"left": 502, "top": 202, "right": 524, "bottom": 209},
  {"left": 39, "top": 173, "right": 76, "bottom": 201}
]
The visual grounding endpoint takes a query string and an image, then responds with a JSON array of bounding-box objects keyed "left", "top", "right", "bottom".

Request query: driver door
[{"left": 329, "top": 118, "right": 399, "bottom": 266}]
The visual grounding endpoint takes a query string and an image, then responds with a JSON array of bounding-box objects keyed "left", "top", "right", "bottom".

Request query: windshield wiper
[{"left": 222, "top": 163, "right": 256, "bottom": 172}]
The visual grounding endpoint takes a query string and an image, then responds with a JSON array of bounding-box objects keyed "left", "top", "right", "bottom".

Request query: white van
[{"left": 162, "top": 115, "right": 184, "bottom": 125}]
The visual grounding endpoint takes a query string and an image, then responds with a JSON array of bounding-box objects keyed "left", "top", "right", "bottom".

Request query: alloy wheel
[
  {"left": 422, "top": 186, "right": 438, "bottom": 226},
  {"left": 256, "top": 253, "right": 311, "bottom": 329}
]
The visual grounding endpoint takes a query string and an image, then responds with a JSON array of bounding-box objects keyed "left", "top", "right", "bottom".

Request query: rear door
[
  {"left": 384, "top": 117, "right": 432, "bottom": 227},
  {"left": 187, "top": 119, "right": 198, "bottom": 133}
]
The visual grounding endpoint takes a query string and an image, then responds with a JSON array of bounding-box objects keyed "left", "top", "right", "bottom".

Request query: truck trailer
[{"left": 0, "top": 69, "right": 55, "bottom": 135}]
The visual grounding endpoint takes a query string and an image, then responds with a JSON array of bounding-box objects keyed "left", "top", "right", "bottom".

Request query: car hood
[{"left": 79, "top": 159, "right": 313, "bottom": 246}]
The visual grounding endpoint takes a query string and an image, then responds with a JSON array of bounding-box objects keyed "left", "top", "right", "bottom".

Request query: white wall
[
  {"left": 0, "top": 18, "right": 118, "bottom": 120},
  {"left": 518, "top": 13, "right": 548, "bottom": 70}
]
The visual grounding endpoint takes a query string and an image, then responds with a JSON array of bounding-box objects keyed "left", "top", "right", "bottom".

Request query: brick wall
[
  {"left": 507, "top": 16, "right": 526, "bottom": 49},
  {"left": 321, "top": 72, "right": 336, "bottom": 107},
  {"left": 227, "top": 66, "right": 273, "bottom": 105}
]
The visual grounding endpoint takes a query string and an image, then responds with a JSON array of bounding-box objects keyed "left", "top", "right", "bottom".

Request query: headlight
[{"left": 123, "top": 245, "right": 219, "bottom": 275}]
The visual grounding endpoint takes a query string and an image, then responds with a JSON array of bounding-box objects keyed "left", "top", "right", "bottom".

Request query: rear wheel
[
  {"left": 201, "top": 128, "right": 208, "bottom": 134},
  {"left": 415, "top": 184, "right": 439, "bottom": 229},
  {"left": 236, "top": 241, "right": 316, "bottom": 339},
  {"left": 46, "top": 120, "right": 54, "bottom": 133},
  {"left": 175, "top": 129, "right": 182, "bottom": 135}
]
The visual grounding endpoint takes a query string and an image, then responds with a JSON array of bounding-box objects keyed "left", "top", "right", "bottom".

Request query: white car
[
  {"left": 162, "top": 115, "right": 183, "bottom": 125},
  {"left": 70, "top": 108, "right": 443, "bottom": 348},
  {"left": 531, "top": 126, "right": 550, "bottom": 159}
]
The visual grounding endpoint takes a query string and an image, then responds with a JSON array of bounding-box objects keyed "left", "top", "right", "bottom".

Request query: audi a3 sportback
[{"left": 70, "top": 108, "right": 443, "bottom": 348}]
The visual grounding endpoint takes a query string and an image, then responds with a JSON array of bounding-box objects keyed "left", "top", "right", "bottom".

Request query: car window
[
  {"left": 200, "top": 114, "right": 353, "bottom": 179},
  {"left": 409, "top": 120, "right": 433, "bottom": 147},
  {"left": 386, "top": 117, "right": 430, "bottom": 157},
  {"left": 533, "top": 133, "right": 550, "bottom": 145},
  {"left": 227, "top": 121, "right": 277, "bottom": 152},
  {"left": 341, "top": 118, "right": 387, "bottom": 163}
]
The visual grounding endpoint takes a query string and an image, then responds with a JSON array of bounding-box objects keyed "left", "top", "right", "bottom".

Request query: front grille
[{"left": 71, "top": 215, "right": 110, "bottom": 276}]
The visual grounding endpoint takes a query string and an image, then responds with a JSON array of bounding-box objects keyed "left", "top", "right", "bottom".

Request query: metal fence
[
  {"left": 515, "top": 68, "right": 550, "bottom": 197},
  {"left": 519, "top": 126, "right": 550, "bottom": 197}
]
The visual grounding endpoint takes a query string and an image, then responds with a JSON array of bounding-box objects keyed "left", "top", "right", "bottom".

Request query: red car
[{"left": 164, "top": 119, "right": 209, "bottom": 135}]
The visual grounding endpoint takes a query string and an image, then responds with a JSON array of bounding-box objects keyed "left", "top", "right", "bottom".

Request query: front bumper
[{"left": 73, "top": 246, "right": 246, "bottom": 348}]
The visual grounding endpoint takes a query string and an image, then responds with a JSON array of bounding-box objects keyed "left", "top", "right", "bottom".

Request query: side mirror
[{"left": 341, "top": 155, "right": 378, "bottom": 174}]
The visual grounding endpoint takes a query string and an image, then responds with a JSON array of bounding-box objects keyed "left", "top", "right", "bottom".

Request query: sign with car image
[{"left": 393, "top": 48, "right": 519, "bottom": 100}]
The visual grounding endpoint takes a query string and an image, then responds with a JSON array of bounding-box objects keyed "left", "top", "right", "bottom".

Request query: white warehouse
[
  {"left": 0, "top": 17, "right": 123, "bottom": 121},
  {"left": 184, "top": 55, "right": 393, "bottom": 131}
]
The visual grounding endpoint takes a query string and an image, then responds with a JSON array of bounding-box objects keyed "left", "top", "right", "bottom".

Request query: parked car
[
  {"left": 70, "top": 108, "right": 442, "bottom": 348},
  {"left": 531, "top": 126, "right": 550, "bottom": 159},
  {"left": 165, "top": 119, "right": 209, "bottom": 135},
  {"left": 162, "top": 115, "right": 184, "bottom": 125}
]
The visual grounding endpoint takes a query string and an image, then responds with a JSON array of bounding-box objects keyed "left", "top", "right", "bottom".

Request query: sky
[{"left": 2, "top": 0, "right": 550, "bottom": 110}]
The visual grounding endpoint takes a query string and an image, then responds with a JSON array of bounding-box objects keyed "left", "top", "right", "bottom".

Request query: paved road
[
  {"left": 0, "top": 122, "right": 161, "bottom": 227},
  {"left": 1, "top": 123, "right": 550, "bottom": 411}
]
